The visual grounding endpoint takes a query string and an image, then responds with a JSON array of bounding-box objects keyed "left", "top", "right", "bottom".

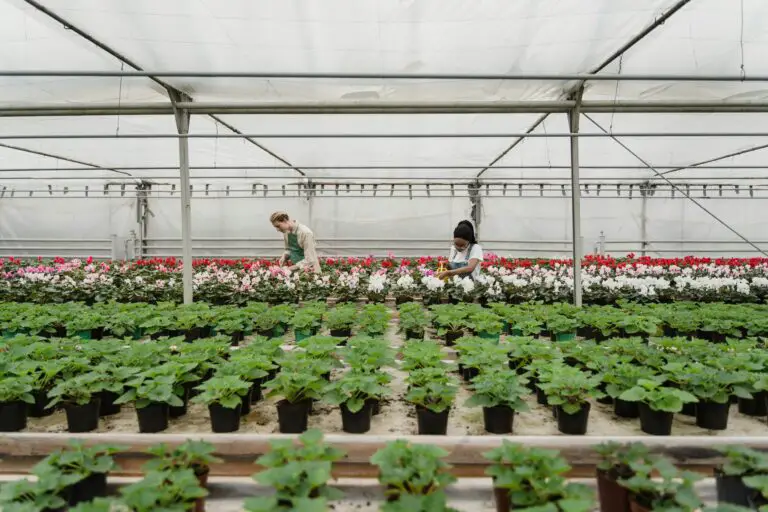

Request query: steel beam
[
  {"left": 170, "top": 91, "right": 194, "bottom": 304},
  {"left": 569, "top": 90, "right": 584, "bottom": 307}
]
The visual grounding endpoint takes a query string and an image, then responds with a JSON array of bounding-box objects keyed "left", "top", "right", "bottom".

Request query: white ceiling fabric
[{"left": 0, "top": 0, "right": 767, "bottom": 183}]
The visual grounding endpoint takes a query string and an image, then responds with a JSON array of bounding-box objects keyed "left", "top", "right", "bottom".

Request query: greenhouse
[{"left": 1, "top": 1, "right": 768, "bottom": 511}]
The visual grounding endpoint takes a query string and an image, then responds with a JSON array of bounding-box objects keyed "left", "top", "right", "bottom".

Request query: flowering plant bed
[{"left": 4, "top": 254, "right": 768, "bottom": 304}]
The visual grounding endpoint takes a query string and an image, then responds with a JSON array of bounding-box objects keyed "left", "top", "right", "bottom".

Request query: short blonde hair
[{"left": 270, "top": 211, "right": 290, "bottom": 224}]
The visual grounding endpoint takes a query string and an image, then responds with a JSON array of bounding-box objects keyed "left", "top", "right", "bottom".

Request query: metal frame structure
[{"left": 4, "top": 0, "right": 768, "bottom": 304}]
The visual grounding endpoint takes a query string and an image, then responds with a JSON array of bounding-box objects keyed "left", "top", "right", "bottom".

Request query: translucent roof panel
[{"left": 27, "top": 0, "right": 677, "bottom": 102}]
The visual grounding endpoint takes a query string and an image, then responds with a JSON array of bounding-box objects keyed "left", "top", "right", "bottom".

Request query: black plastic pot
[
  {"left": 535, "top": 386, "right": 548, "bottom": 405},
  {"left": 596, "top": 469, "right": 631, "bottom": 512},
  {"left": 445, "top": 330, "right": 463, "bottom": 346},
  {"left": 28, "top": 389, "right": 55, "bottom": 418},
  {"left": 695, "top": 400, "right": 730, "bottom": 430},
  {"left": 169, "top": 387, "right": 190, "bottom": 418},
  {"left": 555, "top": 403, "right": 590, "bottom": 435},
  {"left": 366, "top": 397, "right": 381, "bottom": 416},
  {"left": 482, "top": 405, "right": 514, "bottom": 434},
  {"left": 597, "top": 394, "right": 614, "bottom": 405},
  {"left": 405, "top": 329, "right": 424, "bottom": 340},
  {"left": 416, "top": 406, "right": 450, "bottom": 435},
  {"left": 65, "top": 399, "right": 101, "bottom": 433},
  {"left": 340, "top": 402, "right": 373, "bottom": 434},
  {"left": 462, "top": 367, "right": 480, "bottom": 382},
  {"left": 638, "top": 403, "right": 673, "bottom": 436},
  {"left": 330, "top": 328, "right": 352, "bottom": 338},
  {"left": 250, "top": 379, "right": 264, "bottom": 403},
  {"left": 680, "top": 401, "right": 697, "bottom": 417},
  {"left": 277, "top": 399, "right": 310, "bottom": 434},
  {"left": 230, "top": 331, "right": 245, "bottom": 346},
  {"left": 614, "top": 398, "right": 640, "bottom": 419},
  {"left": 136, "top": 403, "right": 169, "bottom": 433},
  {"left": 257, "top": 327, "right": 277, "bottom": 338},
  {"left": 67, "top": 473, "right": 108, "bottom": 506},
  {"left": 715, "top": 469, "right": 751, "bottom": 507},
  {"left": 99, "top": 390, "right": 122, "bottom": 417},
  {"left": 240, "top": 389, "right": 252, "bottom": 416},
  {"left": 738, "top": 391, "right": 767, "bottom": 417},
  {"left": 209, "top": 403, "right": 242, "bottom": 433},
  {"left": 0, "top": 401, "right": 27, "bottom": 432}
]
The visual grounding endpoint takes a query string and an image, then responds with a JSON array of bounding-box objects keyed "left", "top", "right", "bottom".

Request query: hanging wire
[
  {"left": 609, "top": 55, "right": 623, "bottom": 133},
  {"left": 115, "top": 63, "right": 124, "bottom": 136},
  {"left": 214, "top": 121, "right": 219, "bottom": 169},
  {"left": 740, "top": 0, "right": 746, "bottom": 80}
]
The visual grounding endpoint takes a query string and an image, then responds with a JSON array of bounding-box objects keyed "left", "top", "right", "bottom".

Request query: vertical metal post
[
  {"left": 171, "top": 92, "right": 193, "bottom": 304},
  {"left": 640, "top": 180, "right": 650, "bottom": 256},
  {"left": 568, "top": 89, "right": 584, "bottom": 307}
]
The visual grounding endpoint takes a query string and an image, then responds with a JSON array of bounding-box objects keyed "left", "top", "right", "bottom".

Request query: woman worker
[
  {"left": 270, "top": 211, "right": 321, "bottom": 273},
  {"left": 437, "top": 220, "right": 483, "bottom": 280}
]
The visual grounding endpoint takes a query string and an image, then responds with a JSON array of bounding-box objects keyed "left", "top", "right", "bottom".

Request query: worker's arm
[
  {"left": 279, "top": 233, "right": 289, "bottom": 266},
  {"left": 301, "top": 230, "right": 322, "bottom": 273},
  {"left": 438, "top": 259, "right": 479, "bottom": 278}
]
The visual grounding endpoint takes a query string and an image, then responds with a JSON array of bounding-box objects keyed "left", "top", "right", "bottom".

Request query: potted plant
[
  {"left": 484, "top": 441, "right": 594, "bottom": 512},
  {"left": 618, "top": 378, "right": 698, "bottom": 436},
  {"left": 46, "top": 371, "right": 105, "bottom": 433},
  {"left": 67, "top": 497, "right": 119, "bottom": 512},
  {"left": 400, "top": 342, "right": 446, "bottom": 372},
  {"left": 464, "top": 369, "right": 529, "bottom": 434},
  {"left": 405, "top": 369, "right": 458, "bottom": 435},
  {"left": 603, "top": 363, "right": 659, "bottom": 419},
  {"left": 65, "top": 311, "right": 106, "bottom": 340},
  {"left": 0, "top": 477, "right": 70, "bottom": 512},
  {"left": 215, "top": 356, "right": 273, "bottom": 409},
  {"left": 546, "top": 315, "right": 579, "bottom": 342},
  {"left": 594, "top": 442, "right": 650, "bottom": 512},
  {"left": 323, "top": 370, "right": 389, "bottom": 433},
  {"left": 92, "top": 364, "right": 137, "bottom": 417},
  {"left": 380, "top": 492, "right": 460, "bottom": 512},
  {"left": 715, "top": 446, "right": 768, "bottom": 507},
  {"left": 469, "top": 310, "right": 504, "bottom": 342},
  {"left": 743, "top": 475, "right": 768, "bottom": 509},
  {"left": 538, "top": 367, "right": 604, "bottom": 435},
  {"left": 399, "top": 303, "right": 430, "bottom": 340},
  {"left": 253, "top": 310, "right": 281, "bottom": 338},
  {"left": 153, "top": 361, "right": 201, "bottom": 418},
  {"left": 370, "top": 440, "right": 456, "bottom": 501},
  {"left": 619, "top": 457, "right": 703, "bottom": 512},
  {"left": 291, "top": 310, "right": 321, "bottom": 342},
  {"left": 456, "top": 340, "right": 508, "bottom": 382},
  {"left": 357, "top": 304, "right": 391, "bottom": 336},
  {"left": 214, "top": 310, "right": 249, "bottom": 345},
  {"left": 191, "top": 375, "right": 251, "bottom": 433},
  {"left": 119, "top": 468, "right": 208, "bottom": 512},
  {"left": 21, "top": 360, "right": 63, "bottom": 418},
  {"left": 248, "top": 429, "right": 344, "bottom": 508},
  {"left": 0, "top": 375, "right": 34, "bottom": 432},
  {"left": 689, "top": 367, "right": 751, "bottom": 430},
  {"left": 263, "top": 370, "right": 325, "bottom": 433},
  {"left": 31, "top": 441, "right": 122, "bottom": 506},
  {"left": 174, "top": 307, "right": 214, "bottom": 342},
  {"left": 430, "top": 305, "right": 467, "bottom": 345},
  {"left": 324, "top": 304, "right": 358, "bottom": 339},
  {"left": 114, "top": 370, "right": 184, "bottom": 433},
  {"left": 144, "top": 440, "right": 221, "bottom": 490}
]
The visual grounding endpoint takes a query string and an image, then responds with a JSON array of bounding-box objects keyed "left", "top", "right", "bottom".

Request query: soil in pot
[
  {"left": 209, "top": 403, "right": 242, "bottom": 433},
  {"left": 715, "top": 470, "right": 751, "bottom": 507},
  {"left": 738, "top": 391, "right": 767, "bottom": 417},
  {"left": 67, "top": 473, "right": 108, "bottom": 506},
  {"left": 29, "top": 389, "right": 55, "bottom": 418},
  {"left": 638, "top": 403, "right": 673, "bottom": 436},
  {"left": 596, "top": 469, "right": 631, "bottom": 512},
  {"left": 482, "top": 405, "right": 514, "bottom": 434},
  {"left": 695, "top": 400, "right": 730, "bottom": 430},
  {"left": 340, "top": 402, "right": 373, "bottom": 434},
  {"left": 0, "top": 401, "right": 27, "bottom": 432},
  {"left": 276, "top": 399, "right": 311, "bottom": 434},
  {"left": 64, "top": 399, "right": 101, "bottom": 433},
  {"left": 555, "top": 402, "right": 590, "bottom": 435},
  {"left": 136, "top": 403, "right": 170, "bottom": 433},
  {"left": 614, "top": 398, "right": 640, "bottom": 419},
  {"left": 415, "top": 406, "right": 450, "bottom": 435},
  {"left": 170, "top": 387, "right": 190, "bottom": 418},
  {"left": 99, "top": 390, "right": 122, "bottom": 417},
  {"left": 445, "top": 330, "right": 463, "bottom": 346}
]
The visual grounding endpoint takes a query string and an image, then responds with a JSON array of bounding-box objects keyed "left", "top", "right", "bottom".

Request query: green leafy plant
[
  {"left": 31, "top": 441, "right": 123, "bottom": 488},
  {"left": 619, "top": 457, "right": 703, "bottom": 511},
  {"left": 717, "top": 445, "right": 768, "bottom": 478},
  {"left": 400, "top": 342, "right": 446, "bottom": 371},
  {"left": 340, "top": 337, "right": 396, "bottom": 370},
  {"left": 468, "top": 310, "right": 503, "bottom": 335},
  {"left": 619, "top": 378, "right": 698, "bottom": 413},
  {"left": 191, "top": 375, "right": 251, "bottom": 409},
  {"left": 0, "top": 478, "right": 69, "bottom": 512},
  {"left": 484, "top": 441, "right": 593, "bottom": 510},
  {"left": 538, "top": 367, "right": 604, "bottom": 415},
  {"left": 595, "top": 442, "right": 650, "bottom": 480},
  {"left": 119, "top": 468, "right": 208, "bottom": 512},
  {"left": 405, "top": 371, "right": 457, "bottom": 413},
  {"left": 464, "top": 369, "right": 529, "bottom": 411},
  {"left": 743, "top": 475, "right": 768, "bottom": 510},
  {"left": 688, "top": 364, "right": 752, "bottom": 404},
  {"left": 323, "top": 370, "right": 390, "bottom": 412},
  {"left": 380, "top": 492, "right": 460, "bottom": 512},
  {"left": 46, "top": 371, "right": 106, "bottom": 408},
  {"left": 0, "top": 375, "right": 35, "bottom": 405},
  {"left": 114, "top": 370, "right": 184, "bottom": 409},
  {"left": 144, "top": 440, "right": 221, "bottom": 478},
  {"left": 357, "top": 304, "right": 391, "bottom": 336},
  {"left": 603, "top": 363, "right": 659, "bottom": 399},
  {"left": 264, "top": 370, "right": 325, "bottom": 404},
  {"left": 370, "top": 440, "right": 456, "bottom": 496},
  {"left": 324, "top": 304, "right": 358, "bottom": 331}
]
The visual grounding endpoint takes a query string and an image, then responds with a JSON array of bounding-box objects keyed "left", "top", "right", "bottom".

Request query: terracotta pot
[
  {"left": 596, "top": 469, "right": 630, "bottom": 512},
  {"left": 628, "top": 495, "right": 652, "bottom": 512},
  {"left": 492, "top": 487, "right": 510, "bottom": 512}
]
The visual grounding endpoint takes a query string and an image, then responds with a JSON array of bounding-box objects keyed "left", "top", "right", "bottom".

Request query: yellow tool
[{"left": 437, "top": 261, "right": 449, "bottom": 281}]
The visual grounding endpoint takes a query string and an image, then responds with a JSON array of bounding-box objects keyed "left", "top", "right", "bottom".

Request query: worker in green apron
[
  {"left": 437, "top": 220, "right": 484, "bottom": 280},
  {"left": 270, "top": 211, "right": 321, "bottom": 272}
]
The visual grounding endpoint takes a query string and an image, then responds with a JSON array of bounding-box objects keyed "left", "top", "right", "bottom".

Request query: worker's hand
[
  {"left": 278, "top": 254, "right": 287, "bottom": 266},
  {"left": 437, "top": 271, "right": 450, "bottom": 280}
]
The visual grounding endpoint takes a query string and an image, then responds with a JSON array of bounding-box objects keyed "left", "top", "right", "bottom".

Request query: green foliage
[
  {"left": 46, "top": 370, "right": 106, "bottom": 407},
  {"left": 370, "top": 440, "right": 456, "bottom": 496},
  {"left": 323, "top": 370, "right": 390, "bottom": 412},
  {"left": 619, "top": 379, "right": 698, "bottom": 413},
  {"left": 404, "top": 370, "right": 457, "bottom": 413},
  {"left": 357, "top": 304, "right": 391, "bottom": 335},
  {"left": 191, "top": 375, "right": 251, "bottom": 409},
  {"left": 0, "top": 375, "right": 35, "bottom": 404},
  {"left": 144, "top": 440, "right": 221, "bottom": 476},
  {"left": 119, "top": 468, "right": 208, "bottom": 512},
  {"left": 324, "top": 303, "right": 358, "bottom": 330},
  {"left": 264, "top": 370, "right": 325, "bottom": 404},
  {"left": 465, "top": 370, "right": 530, "bottom": 411},
  {"left": 717, "top": 445, "right": 768, "bottom": 477},
  {"left": 32, "top": 441, "right": 123, "bottom": 486},
  {"left": 620, "top": 457, "right": 703, "bottom": 511},
  {"left": 538, "top": 367, "right": 604, "bottom": 415}
]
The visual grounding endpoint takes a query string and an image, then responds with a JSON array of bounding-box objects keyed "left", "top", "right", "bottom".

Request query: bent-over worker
[
  {"left": 437, "top": 220, "right": 483, "bottom": 280},
  {"left": 270, "top": 211, "right": 321, "bottom": 273}
]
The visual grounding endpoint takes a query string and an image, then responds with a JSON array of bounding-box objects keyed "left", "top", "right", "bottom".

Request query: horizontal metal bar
[
  {"left": 2, "top": 165, "right": 767, "bottom": 172},
  {"left": 4, "top": 176, "right": 768, "bottom": 182},
  {"left": 0, "top": 238, "right": 110, "bottom": 243},
  {"left": 1, "top": 132, "right": 768, "bottom": 140},
  {"left": 3, "top": 71, "right": 768, "bottom": 82},
  {"left": 5, "top": 100, "right": 768, "bottom": 117}
]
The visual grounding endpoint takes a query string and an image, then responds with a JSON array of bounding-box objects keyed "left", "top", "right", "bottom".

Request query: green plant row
[{"left": 4, "top": 435, "right": 767, "bottom": 511}]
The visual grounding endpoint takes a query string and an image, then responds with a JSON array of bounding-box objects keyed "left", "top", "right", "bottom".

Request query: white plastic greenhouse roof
[{"left": 2, "top": 0, "right": 768, "bottom": 183}]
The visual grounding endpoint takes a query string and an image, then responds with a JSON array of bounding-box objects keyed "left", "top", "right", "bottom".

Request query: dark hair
[{"left": 453, "top": 220, "right": 477, "bottom": 244}]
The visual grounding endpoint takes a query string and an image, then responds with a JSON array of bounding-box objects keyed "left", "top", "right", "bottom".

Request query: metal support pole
[
  {"left": 640, "top": 181, "right": 651, "bottom": 256},
  {"left": 171, "top": 91, "right": 194, "bottom": 304},
  {"left": 568, "top": 89, "right": 584, "bottom": 307},
  {"left": 469, "top": 180, "right": 482, "bottom": 238}
]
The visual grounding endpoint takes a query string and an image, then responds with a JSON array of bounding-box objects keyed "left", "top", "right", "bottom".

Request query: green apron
[{"left": 287, "top": 231, "right": 305, "bottom": 265}]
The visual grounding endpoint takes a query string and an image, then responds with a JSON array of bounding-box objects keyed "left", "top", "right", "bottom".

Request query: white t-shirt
[{"left": 448, "top": 243, "right": 484, "bottom": 279}]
